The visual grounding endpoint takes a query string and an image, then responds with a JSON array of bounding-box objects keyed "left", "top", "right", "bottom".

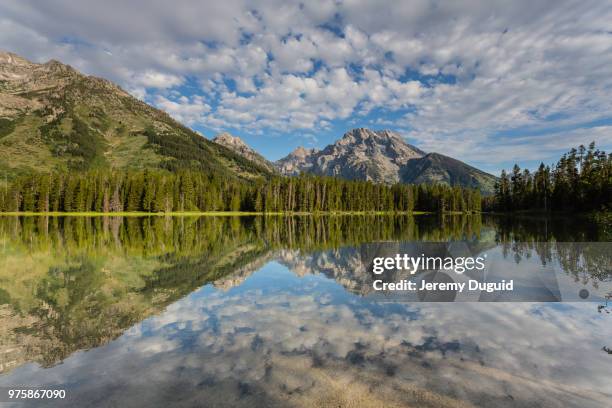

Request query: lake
[{"left": 0, "top": 214, "right": 610, "bottom": 407}]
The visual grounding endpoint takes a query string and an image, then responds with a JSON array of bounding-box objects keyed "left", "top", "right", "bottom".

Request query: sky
[{"left": 1, "top": 0, "right": 612, "bottom": 174}]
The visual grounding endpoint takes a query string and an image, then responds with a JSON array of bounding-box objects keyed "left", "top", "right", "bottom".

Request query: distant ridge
[{"left": 402, "top": 153, "right": 497, "bottom": 193}]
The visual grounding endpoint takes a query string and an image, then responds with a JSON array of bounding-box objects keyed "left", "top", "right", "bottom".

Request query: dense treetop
[{"left": 485, "top": 143, "right": 611, "bottom": 213}]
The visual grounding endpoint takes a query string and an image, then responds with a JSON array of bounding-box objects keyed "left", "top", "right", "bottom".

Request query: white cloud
[
  {"left": 1, "top": 0, "right": 611, "bottom": 165},
  {"left": 134, "top": 70, "right": 183, "bottom": 89},
  {"left": 154, "top": 95, "right": 211, "bottom": 125},
  {"left": 402, "top": 125, "right": 612, "bottom": 173}
]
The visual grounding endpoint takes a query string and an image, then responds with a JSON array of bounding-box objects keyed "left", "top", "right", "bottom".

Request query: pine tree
[{"left": 37, "top": 174, "right": 51, "bottom": 212}]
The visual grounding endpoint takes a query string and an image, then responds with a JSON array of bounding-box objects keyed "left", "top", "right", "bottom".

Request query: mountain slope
[
  {"left": 212, "top": 132, "right": 275, "bottom": 173},
  {"left": 401, "top": 153, "right": 496, "bottom": 193},
  {"left": 0, "top": 51, "right": 270, "bottom": 179},
  {"left": 275, "top": 128, "right": 496, "bottom": 193}
]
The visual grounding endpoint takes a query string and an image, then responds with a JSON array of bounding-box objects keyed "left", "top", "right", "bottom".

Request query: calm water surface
[{"left": 0, "top": 215, "right": 610, "bottom": 407}]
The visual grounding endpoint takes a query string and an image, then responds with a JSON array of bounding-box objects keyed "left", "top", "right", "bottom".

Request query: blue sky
[{"left": 1, "top": 0, "right": 612, "bottom": 174}]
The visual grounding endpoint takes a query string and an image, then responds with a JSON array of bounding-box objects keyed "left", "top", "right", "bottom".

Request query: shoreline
[{"left": 0, "top": 210, "right": 444, "bottom": 217}]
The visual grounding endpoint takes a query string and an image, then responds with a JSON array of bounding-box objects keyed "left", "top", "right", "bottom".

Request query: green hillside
[
  {"left": 401, "top": 153, "right": 497, "bottom": 194},
  {"left": 0, "top": 52, "right": 270, "bottom": 179}
]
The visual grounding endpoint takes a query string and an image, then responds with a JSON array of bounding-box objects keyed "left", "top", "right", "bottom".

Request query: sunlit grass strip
[{"left": 0, "top": 210, "right": 442, "bottom": 217}]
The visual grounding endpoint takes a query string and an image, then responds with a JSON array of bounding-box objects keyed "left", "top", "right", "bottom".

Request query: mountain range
[{"left": 0, "top": 51, "right": 496, "bottom": 193}]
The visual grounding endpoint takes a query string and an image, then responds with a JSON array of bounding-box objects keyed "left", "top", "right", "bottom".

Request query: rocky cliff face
[
  {"left": 275, "top": 128, "right": 496, "bottom": 193},
  {"left": 212, "top": 132, "right": 275, "bottom": 172}
]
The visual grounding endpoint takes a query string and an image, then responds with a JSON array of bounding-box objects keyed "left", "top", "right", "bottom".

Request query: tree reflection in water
[{"left": 0, "top": 214, "right": 609, "bottom": 378}]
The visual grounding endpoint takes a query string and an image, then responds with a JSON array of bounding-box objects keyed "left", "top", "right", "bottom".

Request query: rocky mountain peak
[
  {"left": 0, "top": 52, "right": 77, "bottom": 81},
  {"left": 273, "top": 127, "right": 496, "bottom": 192},
  {"left": 276, "top": 128, "right": 426, "bottom": 183},
  {"left": 0, "top": 52, "right": 129, "bottom": 119},
  {"left": 42, "top": 59, "right": 78, "bottom": 75},
  {"left": 212, "top": 132, "right": 275, "bottom": 172},
  {"left": 340, "top": 127, "right": 396, "bottom": 141},
  {"left": 0, "top": 51, "right": 36, "bottom": 81},
  {"left": 213, "top": 132, "right": 248, "bottom": 149},
  {"left": 275, "top": 146, "right": 319, "bottom": 176},
  {"left": 0, "top": 51, "right": 32, "bottom": 66},
  {"left": 291, "top": 146, "right": 318, "bottom": 158},
  {"left": 334, "top": 128, "right": 423, "bottom": 155}
]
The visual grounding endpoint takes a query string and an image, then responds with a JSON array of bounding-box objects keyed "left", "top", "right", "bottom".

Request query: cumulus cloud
[
  {"left": 154, "top": 95, "right": 211, "bottom": 125},
  {"left": 1, "top": 0, "right": 611, "bottom": 166},
  {"left": 133, "top": 71, "right": 183, "bottom": 89}
]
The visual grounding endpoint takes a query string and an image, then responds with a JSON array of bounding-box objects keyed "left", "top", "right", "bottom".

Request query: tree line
[
  {"left": 484, "top": 143, "right": 611, "bottom": 212},
  {"left": 0, "top": 170, "right": 481, "bottom": 213}
]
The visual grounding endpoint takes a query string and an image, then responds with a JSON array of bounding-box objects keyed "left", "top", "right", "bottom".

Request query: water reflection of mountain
[
  {"left": 276, "top": 239, "right": 497, "bottom": 296},
  {"left": 277, "top": 243, "right": 611, "bottom": 302},
  {"left": 0, "top": 214, "right": 609, "bottom": 374}
]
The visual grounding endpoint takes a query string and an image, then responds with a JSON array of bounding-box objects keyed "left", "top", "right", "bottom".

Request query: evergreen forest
[
  {"left": 485, "top": 143, "right": 611, "bottom": 212},
  {"left": 0, "top": 171, "right": 482, "bottom": 213}
]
